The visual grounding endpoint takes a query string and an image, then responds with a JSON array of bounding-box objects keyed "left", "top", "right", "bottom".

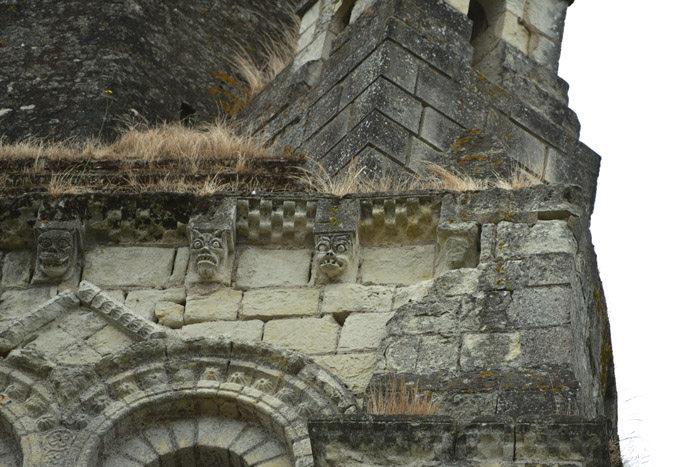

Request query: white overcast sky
[{"left": 559, "top": 1, "right": 700, "bottom": 465}]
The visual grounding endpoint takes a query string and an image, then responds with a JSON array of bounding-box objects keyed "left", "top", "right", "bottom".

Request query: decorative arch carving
[{"left": 48, "top": 339, "right": 357, "bottom": 466}]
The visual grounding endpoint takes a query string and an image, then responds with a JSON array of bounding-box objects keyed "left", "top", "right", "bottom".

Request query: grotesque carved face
[
  {"left": 189, "top": 229, "right": 228, "bottom": 280},
  {"left": 37, "top": 230, "right": 74, "bottom": 277},
  {"left": 315, "top": 234, "right": 353, "bottom": 279}
]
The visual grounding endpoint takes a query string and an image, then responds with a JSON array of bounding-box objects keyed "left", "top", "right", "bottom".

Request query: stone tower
[{"left": 0, "top": 0, "right": 615, "bottom": 465}]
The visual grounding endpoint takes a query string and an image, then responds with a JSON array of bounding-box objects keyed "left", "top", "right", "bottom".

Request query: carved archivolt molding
[{"left": 0, "top": 337, "right": 356, "bottom": 466}]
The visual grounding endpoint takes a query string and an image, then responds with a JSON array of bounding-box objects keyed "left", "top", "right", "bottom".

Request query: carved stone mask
[
  {"left": 189, "top": 229, "right": 228, "bottom": 280},
  {"left": 37, "top": 230, "right": 74, "bottom": 277},
  {"left": 315, "top": 234, "right": 353, "bottom": 279}
]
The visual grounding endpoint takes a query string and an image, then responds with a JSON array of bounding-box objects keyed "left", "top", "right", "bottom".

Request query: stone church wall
[{"left": 0, "top": 185, "right": 613, "bottom": 465}]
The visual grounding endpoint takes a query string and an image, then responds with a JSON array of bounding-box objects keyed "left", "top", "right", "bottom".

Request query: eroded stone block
[
  {"left": 435, "top": 222, "right": 480, "bottom": 276},
  {"left": 263, "top": 316, "right": 339, "bottom": 353},
  {"left": 125, "top": 288, "right": 186, "bottom": 321},
  {"left": 338, "top": 313, "right": 393, "bottom": 352},
  {"left": 314, "top": 353, "right": 378, "bottom": 394},
  {"left": 240, "top": 288, "right": 320, "bottom": 320},
  {"left": 235, "top": 248, "right": 312, "bottom": 288},
  {"left": 154, "top": 302, "right": 184, "bottom": 329},
  {"left": 178, "top": 320, "right": 263, "bottom": 342},
  {"left": 1, "top": 250, "right": 32, "bottom": 286},
  {"left": 361, "top": 245, "right": 435, "bottom": 285},
  {"left": 184, "top": 288, "right": 242, "bottom": 324},
  {"left": 83, "top": 247, "right": 175, "bottom": 288},
  {"left": 460, "top": 333, "right": 522, "bottom": 371},
  {"left": 496, "top": 220, "right": 576, "bottom": 258},
  {"left": 321, "top": 283, "right": 394, "bottom": 316},
  {"left": 86, "top": 325, "right": 135, "bottom": 356}
]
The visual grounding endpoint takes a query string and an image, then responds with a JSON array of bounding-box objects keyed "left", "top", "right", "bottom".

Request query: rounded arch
[
  {"left": 0, "top": 361, "right": 65, "bottom": 467},
  {"left": 56, "top": 338, "right": 357, "bottom": 466},
  {"left": 98, "top": 391, "right": 295, "bottom": 466}
]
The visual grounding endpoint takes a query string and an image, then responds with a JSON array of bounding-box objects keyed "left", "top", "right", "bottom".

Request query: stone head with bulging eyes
[
  {"left": 37, "top": 230, "right": 74, "bottom": 278},
  {"left": 315, "top": 233, "right": 353, "bottom": 279},
  {"left": 188, "top": 228, "right": 228, "bottom": 280}
]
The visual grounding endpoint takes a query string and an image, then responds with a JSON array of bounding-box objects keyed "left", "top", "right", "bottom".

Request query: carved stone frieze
[
  {"left": 359, "top": 196, "right": 440, "bottom": 244},
  {"left": 32, "top": 221, "right": 83, "bottom": 284},
  {"left": 77, "top": 281, "right": 166, "bottom": 340},
  {"left": 237, "top": 198, "right": 316, "bottom": 245}
]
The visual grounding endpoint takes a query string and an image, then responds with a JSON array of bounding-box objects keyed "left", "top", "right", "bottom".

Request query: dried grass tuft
[
  {"left": 366, "top": 375, "right": 441, "bottom": 416},
  {"left": 423, "top": 163, "right": 489, "bottom": 191},
  {"left": 0, "top": 121, "right": 272, "bottom": 164},
  {"left": 299, "top": 159, "right": 543, "bottom": 195},
  {"left": 222, "top": 15, "right": 299, "bottom": 117}
]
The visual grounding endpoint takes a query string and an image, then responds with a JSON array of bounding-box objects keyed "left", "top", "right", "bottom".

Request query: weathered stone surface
[
  {"left": 184, "top": 288, "right": 242, "bottom": 324},
  {"left": 168, "top": 247, "right": 190, "bottom": 286},
  {"left": 235, "top": 248, "right": 312, "bottom": 288},
  {"left": 496, "top": 221, "right": 576, "bottom": 259},
  {"left": 25, "top": 326, "right": 79, "bottom": 356},
  {"left": 361, "top": 245, "right": 435, "bottom": 285},
  {"left": 0, "top": 287, "right": 52, "bottom": 324},
  {"left": 321, "top": 284, "right": 394, "bottom": 316},
  {"left": 507, "top": 286, "right": 572, "bottom": 328},
  {"left": 526, "top": 253, "right": 575, "bottom": 286},
  {"left": 387, "top": 296, "right": 461, "bottom": 337},
  {"left": 384, "top": 334, "right": 459, "bottom": 374},
  {"left": 0, "top": 0, "right": 298, "bottom": 142},
  {"left": 240, "top": 288, "right": 319, "bottom": 321},
  {"left": 86, "top": 325, "right": 135, "bottom": 356},
  {"left": 59, "top": 308, "right": 108, "bottom": 340},
  {"left": 349, "top": 77, "right": 422, "bottom": 133},
  {"left": 83, "top": 247, "right": 175, "bottom": 288},
  {"left": 125, "top": 288, "right": 186, "bottom": 321},
  {"left": 1, "top": 250, "right": 32, "bottom": 286},
  {"left": 460, "top": 333, "right": 522, "bottom": 371},
  {"left": 338, "top": 313, "right": 393, "bottom": 352},
  {"left": 178, "top": 320, "right": 263, "bottom": 342},
  {"left": 263, "top": 317, "right": 339, "bottom": 354},
  {"left": 520, "top": 327, "right": 574, "bottom": 365},
  {"left": 314, "top": 353, "right": 378, "bottom": 394},
  {"left": 154, "top": 302, "right": 185, "bottom": 329},
  {"left": 392, "top": 279, "right": 434, "bottom": 310}
]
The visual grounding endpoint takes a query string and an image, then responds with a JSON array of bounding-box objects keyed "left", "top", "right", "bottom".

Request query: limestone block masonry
[{"left": 0, "top": 185, "right": 614, "bottom": 465}]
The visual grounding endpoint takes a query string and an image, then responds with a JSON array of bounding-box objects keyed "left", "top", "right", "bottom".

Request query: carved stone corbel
[
  {"left": 313, "top": 198, "right": 360, "bottom": 284},
  {"left": 185, "top": 199, "right": 236, "bottom": 287},
  {"left": 32, "top": 220, "right": 83, "bottom": 284}
]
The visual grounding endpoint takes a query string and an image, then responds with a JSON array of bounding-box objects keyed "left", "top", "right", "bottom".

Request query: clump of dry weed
[
  {"left": 216, "top": 15, "right": 299, "bottom": 118},
  {"left": 299, "top": 159, "right": 542, "bottom": 195},
  {"left": 0, "top": 121, "right": 272, "bottom": 164},
  {"left": 366, "top": 375, "right": 441, "bottom": 416}
]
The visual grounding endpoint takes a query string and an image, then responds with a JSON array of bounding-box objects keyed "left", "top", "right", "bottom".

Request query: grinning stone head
[
  {"left": 188, "top": 227, "right": 229, "bottom": 281},
  {"left": 37, "top": 230, "right": 73, "bottom": 277},
  {"left": 33, "top": 221, "right": 82, "bottom": 283},
  {"left": 315, "top": 233, "right": 353, "bottom": 279}
]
